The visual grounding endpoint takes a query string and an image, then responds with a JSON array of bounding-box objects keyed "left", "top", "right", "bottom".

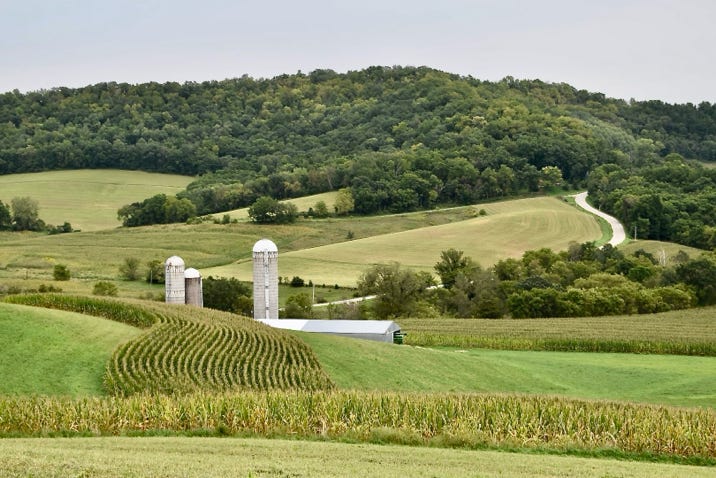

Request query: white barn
[{"left": 258, "top": 319, "right": 403, "bottom": 344}]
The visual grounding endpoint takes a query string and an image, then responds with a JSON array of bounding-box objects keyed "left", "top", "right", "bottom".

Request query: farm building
[{"left": 257, "top": 319, "right": 404, "bottom": 344}]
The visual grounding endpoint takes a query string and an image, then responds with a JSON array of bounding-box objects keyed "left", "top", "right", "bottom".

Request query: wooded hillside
[{"left": 1, "top": 66, "right": 715, "bottom": 245}]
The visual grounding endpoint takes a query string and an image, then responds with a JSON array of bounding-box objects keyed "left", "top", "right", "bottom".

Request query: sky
[{"left": 1, "top": 0, "right": 714, "bottom": 104}]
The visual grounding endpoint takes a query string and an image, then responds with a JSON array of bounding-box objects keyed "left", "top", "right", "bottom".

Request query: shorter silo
[
  {"left": 184, "top": 267, "right": 203, "bottom": 307},
  {"left": 165, "top": 255, "right": 185, "bottom": 304},
  {"left": 252, "top": 239, "right": 279, "bottom": 320}
]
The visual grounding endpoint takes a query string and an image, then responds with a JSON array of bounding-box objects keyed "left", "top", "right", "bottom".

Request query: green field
[
  {"left": 618, "top": 239, "right": 705, "bottom": 261},
  {"left": 0, "top": 169, "right": 193, "bottom": 231},
  {"left": 205, "top": 196, "right": 602, "bottom": 286},
  {"left": 222, "top": 190, "right": 340, "bottom": 220},
  {"left": 399, "top": 307, "right": 716, "bottom": 355},
  {"left": 0, "top": 302, "right": 142, "bottom": 396},
  {"left": 1, "top": 437, "right": 712, "bottom": 478},
  {"left": 299, "top": 332, "right": 716, "bottom": 408}
]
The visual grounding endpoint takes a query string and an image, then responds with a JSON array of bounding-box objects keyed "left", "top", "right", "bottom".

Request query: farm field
[
  {"left": 299, "top": 332, "right": 716, "bottom": 408},
  {"left": 618, "top": 239, "right": 705, "bottom": 261},
  {"left": 0, "top": 169, "right": 193, "bottom": 231},
  {"left": 205, "top": 196, "right": 602, "bottom": 286},
  {"left": 0, "top": 195, "right": 598, "bottom": 292},
  {"left": 0, "top": 302, "right": 141, "bottom": 396},
  {"left": 399, "top": 307, "right": 716, "bottom": 355},
  {"left": 222, "top": 190, "right": 339, "bottom": 220},
  {"left": 1, "top": 436, "right": 713, "bottom": 478}
]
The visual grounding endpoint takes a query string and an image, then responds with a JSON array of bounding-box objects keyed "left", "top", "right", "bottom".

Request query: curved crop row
[{"left": 4, "top": 294, "right": 333, "bottom": 395}]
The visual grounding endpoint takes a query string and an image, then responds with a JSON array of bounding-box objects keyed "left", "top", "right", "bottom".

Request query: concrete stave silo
[
  {"left": 252, "top": 239, "right": 278, "bottom": 319},
  {"left": 184, "top": 267, "right": 203, "bottom": 307},
  {"left": 165, "top": 255, "right": 186, "bottom": 304}
]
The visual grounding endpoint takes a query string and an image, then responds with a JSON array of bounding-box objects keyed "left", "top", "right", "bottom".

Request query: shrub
[
  {"left": 290, "top": 276, "right": 305, "bottom": 287},
  {"left": 93, "top": 281, "right": 118, "bottom": 296},
  {"left": 53, "top": 264, "right": 70, "bottom": 281}
]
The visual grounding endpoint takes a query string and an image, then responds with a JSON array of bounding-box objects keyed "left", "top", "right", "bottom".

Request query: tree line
[
  {"left": 354, "top": 244, "right": 716, "bottom": 319},
  {"left": 1, "top": 66, "right": 714, "bottom": 228}
]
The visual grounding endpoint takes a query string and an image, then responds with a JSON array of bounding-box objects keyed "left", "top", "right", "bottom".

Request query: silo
[
  {"left": 252, "top": 238, "right": 278, "bottom": 319},
  {"left": 165, "top": 255, "right": 185, "bottom": 304},
  {"left": 184, "top": 267, "right": 203, "bottom": 307}
]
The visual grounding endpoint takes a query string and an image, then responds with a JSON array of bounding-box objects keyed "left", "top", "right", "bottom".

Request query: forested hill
[{"left": 1, "top": 66, "right": 716, "bottom": 246}]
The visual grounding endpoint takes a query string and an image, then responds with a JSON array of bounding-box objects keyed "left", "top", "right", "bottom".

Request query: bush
[
  {"left": 93, "top": 281, "right": 118, "bottom": 296},
  {"left": 290, "top": 276, "right": 305, "bottom": 287},
  {"left": 53, "top": 264, "right": 71, "bottom": 281},
  {"left": 119, "top": 257, "right": 141, "bottom": 281}
]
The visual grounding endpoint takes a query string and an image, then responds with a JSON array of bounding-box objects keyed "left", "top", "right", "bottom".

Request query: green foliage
[
  {"left": 289, "top": 276, "right": 305, "bottom": 287},
  {"left": 248, "top": 196, "right": 298, "bottom": 224},
  {"left": 0, "top": 200, "right": 12, "bottom": 230},
  {"left": 433, "top": 248, "right": 476, "bottom": 289},
  {"left": 283, "top": 293, "right": 313, "bottom": 318},
  {"left": 93, "top": 281, "right": 118, "bottom": 296},
  {"left": 53, "top": 264, "right": 71, "bottom": 281},
  {"left": 333, "top": 188, "right": 355, "bottom": 215},
  {"left": 145, "top": 260, "right": 165, "bottom": 284},
  {"left": 358, "top": 263, "right": 435, "bottom": 319},
  {"left": 119, "top": 257, "right": 141, "bottom": 281},
  {"left": 202, "top": 276, "right": 252, "bottom": 315},
  {"left": 10, "top": 196, "right": 44, "bottom": 231},
  {"left": 118, "top": 194, "right": 196, "bottom": 227}
]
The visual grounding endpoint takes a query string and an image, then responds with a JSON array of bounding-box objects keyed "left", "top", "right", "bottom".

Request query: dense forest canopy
[{"left": 1, "top": 66, "right": 715, "bottom": 246}]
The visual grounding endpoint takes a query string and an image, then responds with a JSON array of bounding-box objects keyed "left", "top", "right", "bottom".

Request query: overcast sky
[{"left": 1, "top": 0, "right": 714, "bottom": 104}]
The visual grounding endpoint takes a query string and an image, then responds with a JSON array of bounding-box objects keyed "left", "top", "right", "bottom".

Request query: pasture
[
  {"left": 0, "top": 169, "right": 193, "bottom": 231},
  {"left": 222, "top": 190, "right": 339, "bottom": 220},
  {"left": 618, "top": 239, "right": 705, "bottom": 262},
  {"left": 205, "top": 196, "right": 602, "bottom": 286},
  {"left": 1, "top": 437, "right": 713, "bottom": 478},
  {"left": 0, "top": 302, "right": 141, "bottom": 396},
  {"left": 299, "top": 332, "right": 716, "bottom": 408}
]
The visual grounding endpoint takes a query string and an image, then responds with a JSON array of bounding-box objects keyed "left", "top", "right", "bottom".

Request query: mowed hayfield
[
  {"left": 619, "top": 239, "right": 705, "bottom": 261},
  {"left": 222, "top": 190, "right": 339, "bottom": 220},
  {"left": 0, "top": 303, "right": 142, "bottom": 396},
  {"left": 0, "top": 169, "right": 193, "bottom": 231},
  {"left": 1, "top": 437, "right": 713, "bottom": 478},
  {"left": 205, "top": 196, "right": 602, "bottom": 286}
]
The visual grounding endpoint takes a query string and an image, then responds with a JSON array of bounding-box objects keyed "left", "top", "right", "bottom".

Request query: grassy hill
[
  {"left": 0, "top": 302, "right": 142, "bottom": 396},
  {"left": 0, "top": 170, "right": 193, "bottom": 231},
  {"left": 298, "top": 332, "right": 716, "bottom": 408},
  {"left": 222, "top": 191, "right": 340, "bottom": 220},
  {"left": 204, "top": 196, "right": 601, "bottom": 286},
  {"left": 618, "top": 239, "right": 705, "bottom": 262}
]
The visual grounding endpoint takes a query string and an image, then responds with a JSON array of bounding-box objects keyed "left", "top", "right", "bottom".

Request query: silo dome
[
  {"left": 165, "top": 255, "right": 185, "bottom": 267},
  {"left": 253, "top": 239, "right": 278, "bottom": 253},
  {"left": 184, "top": 267, "right": 201, "bottom": 278}
]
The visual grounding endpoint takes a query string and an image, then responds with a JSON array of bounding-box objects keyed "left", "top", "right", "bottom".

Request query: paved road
[{"left": 573, "top": 191, "right": 626, "bottom": 247}]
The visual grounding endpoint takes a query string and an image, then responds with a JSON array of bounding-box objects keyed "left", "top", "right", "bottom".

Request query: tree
[
  {"left": 283, "top": 293, "right": 313, "bottom": 318},
  {"left": 203, "top": 276, "right": 252, "bottom": 314},
  {"left": 0, "top": 200, "right": 11, "bottom": 230},
  {"left": 53, "top": 264, "right": 71, "bottom": 281},
  {"left": 119, "top": 257, "right": 141, "bottom": 281},
  {"left": 434, "top": 248, "right": 476, "bottom": 289},
  {"left": 312, "top": 200, "right": 330, "bottom": 218},
  {"left": 11, "top": 196, "right": 43, "bottom": 231},
  {"left": 358, "top": 262, "right": 434, "bottom": 318},
  {"left": 146, "top": 260, "right": 165, "bottom": 284},
  {"left": 333, "top": 188, "right": 355, "bottom": 215},
  {"left": 538, "top": 166, "right": 564, "bottom": 191},
  {"left": 248, "top": 196, "right": 298, "bottom": 224}
]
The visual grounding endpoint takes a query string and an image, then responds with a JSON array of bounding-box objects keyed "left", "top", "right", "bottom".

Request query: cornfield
[
  {"left": 4, "top": 294, "right": 334, "bottom": 394},
  {"left": 0, "top": 391, "right": 713, "bottom": 460}
]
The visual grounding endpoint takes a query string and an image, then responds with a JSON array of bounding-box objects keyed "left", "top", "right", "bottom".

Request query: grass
[
  {"left": 1, "top": 437, "right": 714, "bottom": 477},
  {"left": 298, "top": 332, "right": 716, "bottom": 408},
  {"left": 0, "top": 302, "right": 142, "bottom": 396},
  {"left": 222, "top": 190, "right": 340, "bottom": 220},
  {"left": 399, "top": 307, "right": 716, "bottom": 355},
  {"left": 0, "top": 169, "right": 193, "bottom": 231},
  {"left": 618, "top": 239, "right": 705, "bottom": 261},
  {"left": 205, "top": 196, "right": 602, "bottom": 286},
  {"left": 0, "top": 195, "right": 599, "bottom": 291}
]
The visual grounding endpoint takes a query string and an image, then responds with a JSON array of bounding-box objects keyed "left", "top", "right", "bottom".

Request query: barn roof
[{"left": 258, "top": 319, "right": 400, "bottom": 335}]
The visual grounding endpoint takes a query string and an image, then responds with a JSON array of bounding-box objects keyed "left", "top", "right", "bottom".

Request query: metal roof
[
  {"left": 258, "top": 319, "right": 400, "bottom": 335},
  {"left": 253, "top": 238, "right": 278, "bottom": 253},
  {"left": 184, "top": 267, "right": 201, "bottom": 279},
  {"left": 165, "top": 255, "right": 185, "bottom": 266}
]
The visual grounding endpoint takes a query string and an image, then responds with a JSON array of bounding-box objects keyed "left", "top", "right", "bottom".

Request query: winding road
[{"left": 573, "top": 191, "right": 626, "bottom": 247}]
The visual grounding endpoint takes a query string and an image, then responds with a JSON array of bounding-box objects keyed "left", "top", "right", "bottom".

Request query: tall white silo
[
  {"left": 184, "top": 267, "right": 203, "bottom": 307},
  {"left": 165, "top": 255, "right": 185, "bottom": 304},
  {"left": 252, "top": 239, "right": 278, "bottom": 319}
]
